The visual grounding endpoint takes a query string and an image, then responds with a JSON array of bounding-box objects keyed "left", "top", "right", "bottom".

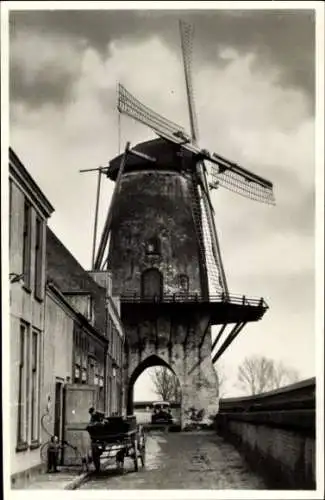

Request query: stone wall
[{"left": 215, "top": 379, "right": 316, "bottom": 490}]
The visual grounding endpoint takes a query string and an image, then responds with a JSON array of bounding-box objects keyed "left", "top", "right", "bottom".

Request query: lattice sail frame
[
  {"left": 199, "top": 186, "right": 224, "bottom": 294},
  {"left": 117, "top": 84, "right": 275, "bottom": 206}
]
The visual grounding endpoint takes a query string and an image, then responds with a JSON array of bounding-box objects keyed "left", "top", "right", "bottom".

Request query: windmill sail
[
  {"left": 199, "top": 186, "right": 225, "bottom": 294},
  {"left": 189, "top": 172, "right": 225, "bottom": 295},
  {"left": 179, "top": 20, "right": 228, "bottom": 295},
  {"left": 118, "top": 84, "right": 191, "bottom": 145},
  {"left": 179, "top": 20, "right": 199, "bottom": 143},
  {"left": 117, "top": 84, "right": 275, "bottom": 205}
]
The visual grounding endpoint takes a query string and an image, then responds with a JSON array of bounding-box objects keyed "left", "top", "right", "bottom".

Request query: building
[
  {"left": 41, "top": 276, "right": 110, "bottom": 466},
  {"left": 9, "top": 148, "right": 54, "bottom": 480},
  {"left": 45, "top": 227, "right": 125, "bottom": 420},
  {"left": 9, "top": 148, "right": 125, "bottom": 484}
]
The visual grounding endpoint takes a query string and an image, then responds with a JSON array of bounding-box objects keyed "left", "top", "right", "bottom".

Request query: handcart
[{"left": 86, "top": 416, "right": 146, "bottom": 473}]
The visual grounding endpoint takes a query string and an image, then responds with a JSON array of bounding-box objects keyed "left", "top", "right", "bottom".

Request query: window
[
  {"left": 34, "top": 217, "right": 44, "bottom": 300},
  {"left": 17, "top": 323, "right": 41, "bottom": 449},
  {"left": 86, "top": 296, "right": 93, "bottom": 323},
  {"left": 17, "top": 324, "right": 27, "bottom": 447},
  {"left": 145, "top": 237, "right": 161, "bottom": 256},
  {"left": 9, "top": 180, "right": 13, "bottom": 249},
  {"left": 81, "top": 368, "right": 87, "bottom": 384},
  {"left": 31, "top": 330, "right": 40, "bottom": 442},
  {"left": 74, "top": 364, "right": 81, "bottom": 383},
  {"left": 25, "top": 326, "right": 31, "bottom": 443},
  {"left": 88, "top": 356, "right": 96, "bottom": 385},
  {"left": 22, "top": 201, "right": 32, "bottom": 288},
  {"left": 109, "top": 319, "right": 113, "bottom": 356},
  {"left": 179, "top": 274, "right": 189, "bottom": 293}
]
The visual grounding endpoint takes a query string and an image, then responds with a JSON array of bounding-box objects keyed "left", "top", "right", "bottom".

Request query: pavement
[
  {"left": 17, "top": 431, "right": 265, "bottom": 490},
  {"left": 17, "top": 461, "right": 112, "bottom": 490},
  {"left": 81, "top": 430, "right": 266, "bottom": 490},
  {"left": 16, "top": 465, "right": 93, "bottom": 490}
]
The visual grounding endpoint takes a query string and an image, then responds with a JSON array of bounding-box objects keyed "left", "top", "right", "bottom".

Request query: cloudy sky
[{"left": 7, "top": 4, "right": 319, "bottom": 398}]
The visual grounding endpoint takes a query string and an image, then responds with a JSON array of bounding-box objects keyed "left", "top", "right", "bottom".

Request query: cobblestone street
[{"left": 81, "top": 431, "right": 266, "bottom": 490}]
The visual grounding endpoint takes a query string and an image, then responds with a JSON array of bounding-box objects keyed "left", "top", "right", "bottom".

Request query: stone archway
[
  {"left": 126, "top": 354, "right": 174, "bottom": 415},
  {"left": 123, "top": 315, "right": 220, "bottom": 429}
]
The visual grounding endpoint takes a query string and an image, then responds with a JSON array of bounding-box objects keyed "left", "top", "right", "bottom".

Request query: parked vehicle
[{"left": 151, "top": 401, "right": 173, "bottom": 425}]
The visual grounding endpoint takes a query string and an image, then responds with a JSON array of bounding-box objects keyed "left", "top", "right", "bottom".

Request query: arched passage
[{"left": 127, "top": 354, "right": 177, "bottom": 415}]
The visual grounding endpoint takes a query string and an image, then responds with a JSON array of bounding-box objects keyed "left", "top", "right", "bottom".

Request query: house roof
[
  {"left": 46, "top": 227, "right": 106, "bottom": 332},
  {"left": 9, "top": 147, "right": 55, "bottom": 218}
]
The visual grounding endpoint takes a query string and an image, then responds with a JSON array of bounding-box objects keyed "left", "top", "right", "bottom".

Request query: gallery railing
[{"left": 120, "top": 292, "right": 268, "bottom": 309}]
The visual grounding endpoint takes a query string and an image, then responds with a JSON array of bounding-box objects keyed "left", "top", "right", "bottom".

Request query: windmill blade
[
  {"left": 209, "top": 163, "right": 275, "bottom": 205},
  {"left": 199, "top": 183, "right": 227, "bottom": 295},
  {"left": 179, "top": 20, "right": 199, "bottom": 143},
  {"left": 189, "top": 171, "right": 224, "bottom": 295},
  {"left": 117, "top": 84, "right": 275, "bottom": 205},
  {"left": 118, "top": 83, "right": 192, "bottom": 145},
  {"left": 198, "top": 161, "right": 229, "bottom": 295}
]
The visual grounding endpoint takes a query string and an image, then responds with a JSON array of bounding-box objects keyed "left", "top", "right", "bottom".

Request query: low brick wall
[{"left": 215, "top": 378, "right": 316, "bottom": 490}]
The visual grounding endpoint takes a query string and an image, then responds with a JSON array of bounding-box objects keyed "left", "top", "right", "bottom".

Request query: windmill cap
[{"left": 107, "top": 138, "right": 196, "bottom": 181}]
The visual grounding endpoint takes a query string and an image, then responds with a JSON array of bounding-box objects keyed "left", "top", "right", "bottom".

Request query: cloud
[
  {"left": 10, "top": 29, "right": 85, "bottom": 108},
  {"left": 9, "top": 9, "right": 315, "bottom": 109}
]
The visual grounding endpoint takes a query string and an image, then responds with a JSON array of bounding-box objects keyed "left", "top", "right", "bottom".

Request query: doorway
[
  {"left": 141, "top": 268, "right": 163, "bottom": 299},
  {"left": 54, "top": 380, "right": 64, "bottom": 463}
]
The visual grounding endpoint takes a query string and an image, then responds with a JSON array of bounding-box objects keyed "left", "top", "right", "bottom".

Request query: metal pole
[{"left": 91, "top": 168, "right": 103, "bottom": 269}]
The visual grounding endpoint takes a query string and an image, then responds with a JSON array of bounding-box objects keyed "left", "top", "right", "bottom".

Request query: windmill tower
[{"left": 91, "top": 22, "right": 275, "bottom": 428}]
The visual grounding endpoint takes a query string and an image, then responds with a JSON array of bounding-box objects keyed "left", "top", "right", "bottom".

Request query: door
[
  {"left": 63, "top": 384, "right": 99, "bottom": 465},
  {"left": 141, "top": 268, "right": 163, "bottom": 299},
  {"left": 54, "top": 380, "right": 64, "bottom": 463}
]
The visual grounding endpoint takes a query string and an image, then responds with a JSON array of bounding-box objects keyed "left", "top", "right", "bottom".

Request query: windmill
[
  {"left": 88, "top": 20, "right": 275, "bottom": 382},
  {"left": 93, "top": 20, "right": 275, "bottom": 298}
]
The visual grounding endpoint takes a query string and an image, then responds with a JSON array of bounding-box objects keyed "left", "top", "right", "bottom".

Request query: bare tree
[
  {"left": 214, "top": 362, "right": 227, "bottom": 398},
  {"left": 269, "top": 360, "right": 299, "bottom": 389},
  {"left": 150, "top": 367, "right": 181, "bottom": 402},
  {"left": 237, "top": 356, "right": 300, "bottom": 395}
]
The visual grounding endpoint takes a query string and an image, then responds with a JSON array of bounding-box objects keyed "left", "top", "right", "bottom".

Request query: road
[{"left": 81, "top": 430, "right": 265, "bottom": 489}]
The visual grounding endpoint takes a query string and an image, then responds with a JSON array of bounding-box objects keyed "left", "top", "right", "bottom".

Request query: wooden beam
[
  {"left": 129, "top": 148, "right": 156, "bottom": 163},
  {"left": 212, "top": 322, "right": 246, "bottom": 364},
  {"left": 168, "top": 315, "right": 174, "bottom": 364},
  {"left": 94, "top": 141, "right": 130, "bottom": 269},
  {"left": 199, "top": 319, "right": 211, "bottom": 349},
  {"left": 155, "top": 318, "right": 159, "bottom": 353},
  {"left": 182, "top": 318, "right": 192, "bottom": 348},
  {"left": 211, "top": 324, "right": 227, "bottom": 353}
]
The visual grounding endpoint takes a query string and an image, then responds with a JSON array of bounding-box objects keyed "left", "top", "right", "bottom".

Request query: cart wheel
[
  {"left": 93, "top": 454, "right": 101, "bottom": 473},
  {"left": 133, "top": 445, "right": 139, "bottom": 472},
  {"left": 116, "top": 450, "right": 125, "bottom": 474},
  {"left": 116, "top": 460, "right": 124, "bottom": 474},
  {"left": 92, "top": 446, "right": 101, "bottom": 473},
  {"left": 139, "top": 444, "right": 145, "bottom": 467}
]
